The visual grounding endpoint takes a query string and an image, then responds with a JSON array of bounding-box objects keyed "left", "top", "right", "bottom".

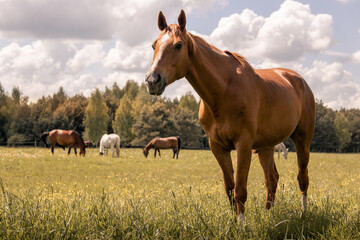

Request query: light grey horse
[
  {"left": 99, "top": 134, "right": 120, "bottom": 157},
  {"left": 274, "top": 142, "right": 289, "bottom": 160}
]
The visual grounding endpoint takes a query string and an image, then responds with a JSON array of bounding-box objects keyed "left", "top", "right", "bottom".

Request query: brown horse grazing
[
  {"left": 46, "top": 129, "right": 86, "bottom": 156},
  {"left": 143, "top": 136, "right": 181, "bottom": 159},
  {"left": 145, "top": 10, "right": 315, "bottom": 220}
]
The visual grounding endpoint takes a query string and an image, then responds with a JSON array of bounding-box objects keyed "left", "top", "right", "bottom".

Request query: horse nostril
[{"left": 155, "top": 73, "right": 161, "bottom": 83}]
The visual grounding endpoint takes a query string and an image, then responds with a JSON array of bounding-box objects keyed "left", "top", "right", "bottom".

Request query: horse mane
[
  {"left": 224, "top": 51, "right": 255, "bottom": 72},
  {"left": 187, "top": 32, "right": 254, "bottom": 73}
]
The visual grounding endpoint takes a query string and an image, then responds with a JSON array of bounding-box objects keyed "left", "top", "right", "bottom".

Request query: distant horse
[
  {"left": 42, "top": 129, "right": 86, "bottom": 156},
  {"left": 274, "top": 142, "right": 289, "bottom": 160},
  {"left": 145, "top": 11, "right": 315, "bottom": 220},
  {"left": 99, "top": 134, "right": 120, "bottom": 157},
  {"left": 84, "top": 141, "right": 94, "bottom": 148},
  {"left": 143, "top": 136, "right": 181, "bottom": 159}
]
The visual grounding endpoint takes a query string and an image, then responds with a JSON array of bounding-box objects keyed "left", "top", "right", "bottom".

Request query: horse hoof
[
  {"left": 237, "top": 212, "right": 245, "bottom": 221},
  {"left": 266, "top": 201, "right": 274, "bottom": 209}
]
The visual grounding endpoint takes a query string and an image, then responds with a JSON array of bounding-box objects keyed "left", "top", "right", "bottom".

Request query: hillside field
[{"left": 0, "top": 147, "right": 359, "bottom": 239}]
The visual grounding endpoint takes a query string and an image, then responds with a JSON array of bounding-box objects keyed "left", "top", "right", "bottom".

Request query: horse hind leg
[
  {"left": 258, "top": 147, "right": 279, "bottom": 210},
  {"left": 291, "top": 131, "right": 312, "bottom": 211}
]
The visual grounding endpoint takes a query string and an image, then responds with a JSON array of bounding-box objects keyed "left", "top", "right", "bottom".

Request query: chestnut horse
[
  {"left": 44, "top": 129, "right": 86, "bottom": 156},
  {"left": 143, "top": 136, "right": 181, "bottom": 159},
  {"left": 145, "top": 10, "right": 315, "bottom": 220}
]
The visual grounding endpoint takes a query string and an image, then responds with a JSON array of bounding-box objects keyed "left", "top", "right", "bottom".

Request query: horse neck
[
  {"left": 280, "top": 143, "right": 286, "bottom": 152},
  {"left": 144, "top": 141, "right": 154, "bottom": 151},
  {"left": 185, "top": 33, "right": 253, "bottom": 107},
  {"left": 76, "top": 135, "right": 85, "bottom": 148}
]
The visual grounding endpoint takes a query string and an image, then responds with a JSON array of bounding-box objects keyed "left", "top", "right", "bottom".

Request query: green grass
[{"left": 0, "top": 147, "right": 359, "bottom": 239}]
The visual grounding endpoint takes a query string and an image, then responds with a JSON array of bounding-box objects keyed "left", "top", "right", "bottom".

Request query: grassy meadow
[{"left": 0, "top": 147, "right": 359, "bottom": 239}]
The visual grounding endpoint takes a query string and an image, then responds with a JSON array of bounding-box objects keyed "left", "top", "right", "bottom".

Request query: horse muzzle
[{"left": 145, "top": 72, "right": 166, "bottom": 95}]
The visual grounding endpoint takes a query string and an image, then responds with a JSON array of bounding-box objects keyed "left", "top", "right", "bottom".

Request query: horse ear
[
  {"left": 178, "top": 9, "right": 186, "bottom": 31},
  {"left": 158, "top": 11, "right": 168, "bottom": 31}
]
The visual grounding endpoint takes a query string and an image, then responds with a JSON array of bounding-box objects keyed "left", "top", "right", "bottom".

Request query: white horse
[
  {"left": 99, "top": 134, "right": 120, "bottom": 157},
  {"left": 274, "top": 142, "right": 289, "bottom": 160}
]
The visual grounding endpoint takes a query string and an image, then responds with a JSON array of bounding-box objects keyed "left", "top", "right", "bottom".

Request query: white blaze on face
[{"left": 150, "top": 32, "right": 171, "bottom": 73}]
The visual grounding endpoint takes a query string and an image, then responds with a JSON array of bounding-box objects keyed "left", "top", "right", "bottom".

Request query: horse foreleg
[
  {"left": 74, "top": 147, "right": 77, "bottom": 155},
  {"left": 68, "top": 147, "right": 71, "bottom": 155},
  {"left": 111, "top": 145, "right": 115, "bottom": 157},
  {"left": 234, "top": 139, "right": 253, "bottom": 220},
  {"left": 258, "top": 147, "right": 279, "bottom": 210},
  {"left": 210, "top": 141, "right": 236, "bottom": 212}
]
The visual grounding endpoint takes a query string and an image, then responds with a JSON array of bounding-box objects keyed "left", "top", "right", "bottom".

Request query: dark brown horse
[
  {"left": 42, "top": 129, "right": 86, "bottom": 156},
  {"left": 145, "top": 10, "right": 315, "bottom": 220},
  {"left": 143, "top": 136, "right": 181, "bottom": 159}
]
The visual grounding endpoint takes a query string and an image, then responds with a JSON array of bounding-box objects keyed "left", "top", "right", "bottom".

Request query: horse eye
[{"left": 175, "top": 42, "right": 182, "bottom": 50}]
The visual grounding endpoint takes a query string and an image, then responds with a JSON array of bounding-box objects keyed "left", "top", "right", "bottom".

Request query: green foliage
[
  {"left": 311, "top": 100, "right": 339, "bottom": 152},
  {"left": 334, "top": 112, "right": 351, "bottom": 152},
  {"left": 341, "top": 108, "right": 360, "bottom": 152},
  {"left": 6, "top": 134, "right": 27, "bottom": 145},
  {"left": 113, "top": 96, "right": 135, "bottom": 145},
  {"left": 0, "top": 148, "right": 359, "bottom": 239},
  {"left": 172, "top": 108, "right": 202, "bottom": 148},
  {"left": 84, "top": 89, "right": 109, "bottom": 143},
  {"left": 131, "top": 101, "right": 176, "bottom": 146}
]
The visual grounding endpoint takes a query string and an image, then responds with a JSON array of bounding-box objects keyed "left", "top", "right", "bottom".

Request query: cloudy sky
[{"left": 0, "top": 0, "right": 360, "bottom": 109}]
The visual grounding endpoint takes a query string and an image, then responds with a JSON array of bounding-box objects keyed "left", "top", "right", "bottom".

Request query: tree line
[{"left": 0, "top": 80, "right": 359, "bottom": 152}]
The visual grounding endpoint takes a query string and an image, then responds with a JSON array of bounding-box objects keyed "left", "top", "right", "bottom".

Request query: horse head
[
  {"left": 80, "top": 147, "right": 86, "bottom": 157},
  {"left": 145, "top": 10, "right": 189, "bottom": 95},
  {"left": 143, "top": 148, "right": 149, "bottom": 158},
  {"left": 282, "top": 148, "right": 289, "bottom": 160}
]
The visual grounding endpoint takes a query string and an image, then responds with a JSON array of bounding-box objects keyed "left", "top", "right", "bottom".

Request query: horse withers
[
  {"left": 143, "top": 136, "right": 181, "bottom": 159},
  {"left": 99, "top": 134, "right": 120, "bottom": 157},
  {"left": 145, "top": 10, "right": 315, "bottom": 220},
  {"left": 41, "top": 129, "right": 86, "bottom": 156}
]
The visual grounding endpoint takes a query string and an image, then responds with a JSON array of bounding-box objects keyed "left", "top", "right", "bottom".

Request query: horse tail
[
  {"left": 177, "top": 136, "right": 181, "bottom": 153},
  {"left": 116, "top": 136, "right": 120, "bottom": 157},
  {"left": 40, "top": 132, "right": 49, "bottom": 147}
]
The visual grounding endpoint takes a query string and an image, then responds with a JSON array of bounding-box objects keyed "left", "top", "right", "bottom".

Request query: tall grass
[{"left": 0, "top": 147, "right": 359, "bottom": 239}]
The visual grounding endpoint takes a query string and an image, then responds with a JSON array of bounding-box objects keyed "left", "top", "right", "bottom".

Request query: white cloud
[
  {"left": 0, "top": 41, "right": 60, "bottom": 94},
  {"left": 205, "top": 0, "right": 333, "bottom": 63},
  {"left": 209, "top": 9, "right": 265, "bottom": 51},
  {"left": 103, "top": 40, "right": 152, "bottom": 72},
  {"left": 304, "top": 61, "right": 360, "bottom": 109},
  {"left": 336, "top": 0, "right": 354, "bottom": 3},
  {"left": 352, "top": 50, "right": 360, "bottom": 63},
  {"left": 66, "top": 43, "right": 105, "bottom": 73},
  {"left": 0, "top": 0, "right": 227, "bottom": 44}
]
